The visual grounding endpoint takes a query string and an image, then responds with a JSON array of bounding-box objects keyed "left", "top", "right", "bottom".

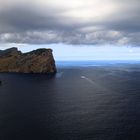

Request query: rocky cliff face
[{"left": 0, "top": 47, "right": 57, "bottom": 74}]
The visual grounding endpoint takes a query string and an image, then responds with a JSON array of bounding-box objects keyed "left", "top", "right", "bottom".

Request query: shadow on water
[{"left": 0, "top": 73, "right": 58, "bottom": 140}]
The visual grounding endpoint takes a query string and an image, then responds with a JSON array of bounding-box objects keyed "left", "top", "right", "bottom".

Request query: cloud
[{"left": 0, "top": 0, "right": 140, "bottom": 46}]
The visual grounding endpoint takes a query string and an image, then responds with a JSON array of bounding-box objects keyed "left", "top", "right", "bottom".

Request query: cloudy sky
[{"left": 0, "top": 0, "right": 140, "bottom": 60}]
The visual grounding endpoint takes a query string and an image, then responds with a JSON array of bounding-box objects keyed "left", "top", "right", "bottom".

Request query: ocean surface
[{"left": 0, "top": 61, "right": 140, "bottom": 140}]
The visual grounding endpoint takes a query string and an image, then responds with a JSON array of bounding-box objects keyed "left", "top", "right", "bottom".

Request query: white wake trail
[
  {"left": 81, "top": 75, "right": 109, "bottom": 92},
  {"left": 81, "top": 76, "right": 102, "bottom": 89},
  {"left": 81, "top": 76, "right": 97, "bottom": 85}
]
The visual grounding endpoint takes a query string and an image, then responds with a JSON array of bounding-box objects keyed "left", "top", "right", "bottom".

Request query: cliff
[{"left": 0, "top": 47, "right": 57, "bottom": 74}]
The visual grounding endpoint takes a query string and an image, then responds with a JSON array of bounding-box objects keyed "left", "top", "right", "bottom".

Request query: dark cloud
[{"left": 0, "top": 0, "right": 140, "bottom": 46}]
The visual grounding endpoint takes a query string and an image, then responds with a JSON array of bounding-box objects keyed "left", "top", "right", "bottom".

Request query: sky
[{"left": 0, "top": 0, "right": 140, "bottom": 60}]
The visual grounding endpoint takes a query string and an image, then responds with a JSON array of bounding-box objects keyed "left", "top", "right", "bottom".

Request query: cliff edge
[{"left": 0, "top": 47, "right": 57, "bottom": 74}]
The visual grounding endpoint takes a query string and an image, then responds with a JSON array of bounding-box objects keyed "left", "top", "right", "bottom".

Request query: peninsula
[{"left": 0, "top": 47, "right": 57, "bottom": 74}]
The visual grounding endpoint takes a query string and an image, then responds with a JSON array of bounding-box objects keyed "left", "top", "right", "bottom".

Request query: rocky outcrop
[{"left": 0, "top": 47, "right": 57, "bottom": 74}]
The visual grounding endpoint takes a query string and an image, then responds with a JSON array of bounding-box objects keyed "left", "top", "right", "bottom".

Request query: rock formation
[{"left": 0, "top": 47, "right": 57, "bottom": 74}]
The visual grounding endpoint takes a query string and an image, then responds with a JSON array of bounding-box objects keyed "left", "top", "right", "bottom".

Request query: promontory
[{"left": 0, "top": 47, "right": 57, "bottom": 74}]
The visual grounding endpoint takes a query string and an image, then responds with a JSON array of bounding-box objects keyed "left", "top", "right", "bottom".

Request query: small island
[{"left": 0, "top": 47, "right": 57, "bottom": 74}]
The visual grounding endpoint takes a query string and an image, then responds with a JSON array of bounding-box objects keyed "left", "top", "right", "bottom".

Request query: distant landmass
[{"left": 0, "top": 47, "right": 57, "bottom": 74}]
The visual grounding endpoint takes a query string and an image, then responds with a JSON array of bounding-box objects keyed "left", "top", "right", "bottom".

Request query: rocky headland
[{"left": 0, "top": 47, "right": 57, "bottom": 74}]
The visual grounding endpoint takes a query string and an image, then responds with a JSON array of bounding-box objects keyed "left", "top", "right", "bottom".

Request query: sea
[{"left": 0, "top": 60, "right": 140, "bottom": 140}]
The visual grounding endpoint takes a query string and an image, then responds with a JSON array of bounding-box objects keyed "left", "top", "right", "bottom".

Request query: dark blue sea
[{"left": 0, "top": 61, "right": 140, "bottom": 140}]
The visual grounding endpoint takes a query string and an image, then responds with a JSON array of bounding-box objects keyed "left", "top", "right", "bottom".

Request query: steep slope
[{"left": 0, "top": 48, "right": 57, "bottom": 74}]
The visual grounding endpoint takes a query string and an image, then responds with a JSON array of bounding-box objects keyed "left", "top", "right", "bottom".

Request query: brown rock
[{"left": 0, "top": 47, "right": 57, "bottom": 74}]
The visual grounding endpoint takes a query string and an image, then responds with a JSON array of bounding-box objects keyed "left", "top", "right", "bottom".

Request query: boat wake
[{"left": 81, "top": 75, "right": 111, "bottom": 93}]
